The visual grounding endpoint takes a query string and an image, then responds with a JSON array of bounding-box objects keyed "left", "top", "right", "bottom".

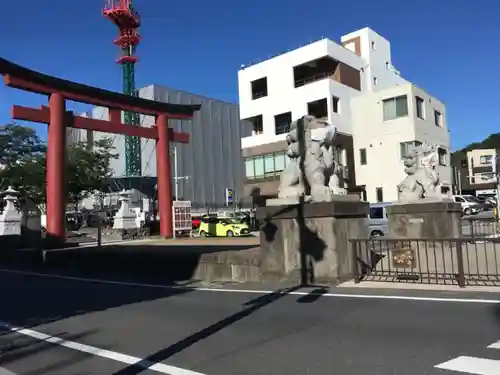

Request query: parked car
[
  {"left": 453, "top": 195, "right": 483, "bottom": 216},
  {"left": 199, "top": 216, "right": 250, "bottom": 237},
  {"left": 368, "top": 202, "right": 392, "bottom": 237},
  {"left": 191, "top": 215, "right": 202, "bottom": 230},
  {"left": 476, "top": 195, "right": 497, "bottom": 210}
]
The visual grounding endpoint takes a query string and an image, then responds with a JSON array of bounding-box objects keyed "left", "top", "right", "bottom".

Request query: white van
[{"left": 368, "top": 202, "right": 392, "bottom": 237}]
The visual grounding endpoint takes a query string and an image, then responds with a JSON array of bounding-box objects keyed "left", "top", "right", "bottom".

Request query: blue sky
[{"left": 0, "top": 0, "right": 497, "bottom": 151}]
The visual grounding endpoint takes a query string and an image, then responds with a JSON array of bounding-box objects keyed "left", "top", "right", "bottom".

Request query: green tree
[
  {"left": 0, "top": 124, "right": 46, "bottom": 167},
  {"left": 66, "top": 137, "right": 119, "bottom": 206},
  {"left": 0, "top": 124, "right": 47, "bottom": 204},
  {"left": 0, "top": 124, "right": 119, "bottom": 208}
]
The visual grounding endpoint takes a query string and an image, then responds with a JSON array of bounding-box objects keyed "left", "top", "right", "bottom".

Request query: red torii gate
[{"left": 0, "top": 58, "right": 201, "bottom": 242}]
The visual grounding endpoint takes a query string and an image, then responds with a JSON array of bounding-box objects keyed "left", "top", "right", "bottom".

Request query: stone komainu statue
[
  {"left": 277, "top": 115, "right": 346, "bottom": 201},
  {"left": 397, "top": 142, "right": 444, "bottom": 201}
]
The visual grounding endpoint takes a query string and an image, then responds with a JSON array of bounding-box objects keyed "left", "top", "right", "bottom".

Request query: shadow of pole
[
  {"left": 110, "top": 285, "right": 303, "bottom": 375},
  {"left": 297, "top": 117, "right": 314, "bottom": 286}
]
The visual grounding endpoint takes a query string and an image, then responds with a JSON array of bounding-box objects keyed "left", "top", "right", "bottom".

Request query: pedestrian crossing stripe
[
  {"left": 435, "top": 356, "right": 500, "bottom": 375},
  {"left": 487, "top": 341, "right": 500, "bottom": 350},
  {"left": 435, "top": 340, "right": 500, "bottom": 375}
]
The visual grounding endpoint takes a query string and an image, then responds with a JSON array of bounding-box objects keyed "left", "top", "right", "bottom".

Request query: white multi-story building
[
  {"left": 466, "top": 149, "right": 498, "bottom": 188},
  {"left": 238, "top": 27, "right": 452, "bottom": 202}
]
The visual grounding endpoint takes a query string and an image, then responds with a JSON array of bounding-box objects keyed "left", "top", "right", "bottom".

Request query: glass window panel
[
  {"left": 274, "top": 152, "right": 286, "bottom": 171},
  {"left": 254, "top": 156, "right": 264, "bottom": 177},
  {"left": 264, "top": 154, "right": 274, "bottom": 173},
  {"left": 382, "top": 99, "right": 396, "bottom": 121},
  {"left": 245, "top": 158, "right": 254, "bottom": 179},
  {"left": 395, "top": 95, "right": 408, "bottom": 117}
]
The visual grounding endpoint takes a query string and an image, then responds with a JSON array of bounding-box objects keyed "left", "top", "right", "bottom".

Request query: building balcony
[{"left": 293, "top": 56, "right": 361, "bottom": 91}]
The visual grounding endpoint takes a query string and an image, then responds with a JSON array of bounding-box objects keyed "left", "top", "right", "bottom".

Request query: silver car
[{"left": 368, "top": 202, "right": 392, "bottom": 237}]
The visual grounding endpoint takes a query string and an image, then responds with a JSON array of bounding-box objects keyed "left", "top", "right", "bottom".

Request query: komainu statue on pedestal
[
  {"left": 277, "top": 115, "right": 346, "bottom": 202},
  {"left": 397, "top": 142, "right": 447, "bottom": 201}
]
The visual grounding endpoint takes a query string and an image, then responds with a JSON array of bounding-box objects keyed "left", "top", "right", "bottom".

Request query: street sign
[{"left": 225, "top": 188, "right": 234, "bottom": 206}]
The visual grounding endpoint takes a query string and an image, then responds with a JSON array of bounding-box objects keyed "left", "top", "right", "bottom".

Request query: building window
[
  {"left": 274, "top": 152, "right": 286, "bottom": 171},
  {"left": 359, "top": 148, "right": 367, "bottom": 165},
  {"left": 438, "top": 148, "right": 447, "bottom": 166},
  {"left": 416, "top": 96, "right": 425, "bottom": 119},
  {"left": 274, "top": 112, "right": 292, "bottom": 135},
  {"left": 244, "top": 151, "right": 289, "bottom": 179},
  {"left": 434, "top": 110, "right": 442, "bottom": 127},
  {"left": 371, "top": 41, "right": 376, "bottom": 51},
  {"left": 334, "top": 147, "right": 344, "bottom": 164},
  {"left": 243, "top": 115, "right": 264, "bottom": 135},
  {"left": 461, "top": 159, "right": 467, "bottom": 167},
  {"left": 307, "top": 98, "right": 328, "bottom": 119},
  {"left": 376, "top": 187, "right": 383, "bottom": 202},
  {"left": 373, "top": 76, "right": 377, "bottom": 86},
  {"left": 441, "top": 186, "right": 450, "bottom": 195},
  {"left": 400, "top": 141, "right": 422, "bottom": 159},
  {"left": 385, "top": 61, "right": 389, "bottom": 69},
  {"left": 383, "top": 95, "right": 408, "bottom": 121},
  {"left": 245, "top": 158, "right": 255, "bottom": 179},
  {"left": 480, "top": 155, "right": 493, "bottom": 165},
  {"left": 293, "top": 56, "right": 340, "bottom": 88},
  {"left": 254, "top": 156, "right": 264, "bottom": 177},
  {"left": 251, "top": 77, "right": 268, "bottom": 100},
  {"left": 332, "top": 96, "right": 339, "bottom": 113}
]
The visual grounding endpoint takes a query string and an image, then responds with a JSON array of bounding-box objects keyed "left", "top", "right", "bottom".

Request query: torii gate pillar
[
  {"left": 156, "top": 113, "right": 173, "bottom": 238},
  {"left": 46, "top": 93, "right": 66, "bottom": 239}
]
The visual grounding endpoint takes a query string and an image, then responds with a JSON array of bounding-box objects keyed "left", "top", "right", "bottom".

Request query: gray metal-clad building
[{"left": 68, "top": 84, "right": 251, "bottom": 209}]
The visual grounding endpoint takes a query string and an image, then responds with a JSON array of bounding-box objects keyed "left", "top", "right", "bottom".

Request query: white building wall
[
  {"left": 238, "top": 38, "right": 365, "bottom": 145},
  {"left": 351, "top": 84, "right": 451, "bottom": 202},
  {"left": 410, "top": 85, "right": 452, "bottom": 187},
  {"left": 238, "top": 28, "right": 409, "bottom": 151},
  {"left": 467, "top": 149, "right": 498, "bottom": 186},
  {"left": 237, "top": 27, "right": 450, "bottom": 202},
  {"left": 341, "top": 28, "right": 407, "bottom": 92}
]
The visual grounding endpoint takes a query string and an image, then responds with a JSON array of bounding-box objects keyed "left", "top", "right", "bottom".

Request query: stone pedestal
[
  {"left": 257, "top": 197, "right": 369, "bottom": 284},
  {"left": 113, "top": 190, "right": 139, "bottom": 234},
  {"left": 0, "top": 187, "right": 22, "bottom": 250},
  {"left": 386, "top": 200, "right": 462, "bottom": 239}
]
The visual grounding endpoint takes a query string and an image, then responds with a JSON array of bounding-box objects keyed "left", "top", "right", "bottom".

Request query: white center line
[
  {"left": 487, "top": 340, "right": 500, "bottom": 350},
  {"left": 1, "top": 268, "right": 500, "bottom": 304},
  {"left": 435, "top": 356, "right": 500, "bottom": 375},
  {"left": 0, "top": 321, "right": 207, "bottom": 375}
]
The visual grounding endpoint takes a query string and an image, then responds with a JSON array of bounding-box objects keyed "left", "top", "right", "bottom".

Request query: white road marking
[
  {"left": 1, "top": 268, "right": 500, "bottom": 304},
  {"left": 0, "top": 321, "right": 207, "bottom": 375},
  {"left": 0, "top": 367, "right": 17, "bottom": 375},
  {"left": 487, "top": 340, "right": 500, "bottom": 349},
  {"left": 434, "top": 356, "right": 500, "bottom": 375}
]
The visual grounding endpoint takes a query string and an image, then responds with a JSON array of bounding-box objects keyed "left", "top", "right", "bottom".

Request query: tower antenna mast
[{"left": 104, "top": 0, "right": 142, "bottom": 177}]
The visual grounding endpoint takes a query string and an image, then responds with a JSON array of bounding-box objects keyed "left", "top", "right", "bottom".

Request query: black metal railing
[
  {"left": 463, "top": 218, "right": 500, "bottom": 238},
  {"left": 350, "top": 237, "right": 500, "bottom": 287}
]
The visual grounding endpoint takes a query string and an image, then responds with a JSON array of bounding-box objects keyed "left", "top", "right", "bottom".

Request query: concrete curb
[{"left": 339, "top": 280, "right": 500, "bottom": 293}]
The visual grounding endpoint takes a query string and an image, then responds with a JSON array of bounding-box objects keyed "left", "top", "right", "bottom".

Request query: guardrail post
[
  {"left": 97, "top": 225, "right": 102, "bottom": 247},
  {"left": 350, "top": 240, "right": 360, "bottom": 283},
  {"left": 469, "top": 219, "right": 475, "bottom": 238},
  {"left": 455, "top": 239, "right": 466, "bottom": 288}
]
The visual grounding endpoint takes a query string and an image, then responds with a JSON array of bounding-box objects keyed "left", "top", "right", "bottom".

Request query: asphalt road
[{"left": 0, "top": 269, "right": 500, "bottom": 375}]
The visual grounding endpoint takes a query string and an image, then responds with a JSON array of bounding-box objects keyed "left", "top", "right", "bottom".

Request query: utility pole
[
  {"left": 457, "top": 169, "right": 462, "bottom": 195},
  {"left": 495, "top": 152, "right": 500, "bottom": 221},
  {"left": 172, "top": 146, "right": 190, "bottom": 201}
]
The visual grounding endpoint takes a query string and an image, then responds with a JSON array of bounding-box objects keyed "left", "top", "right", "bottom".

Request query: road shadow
[
  {"left": 1, "top": 241, "right": 258, "bottom": 285},
  {"left": 0, "top": 329, "right": 97, "bottom": 374},
  {"left": 0, "top": 241, "right": 257, "bottom": 333},
  {"left": 110, "top": 284, "right": 325, "bottom": 375}
]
